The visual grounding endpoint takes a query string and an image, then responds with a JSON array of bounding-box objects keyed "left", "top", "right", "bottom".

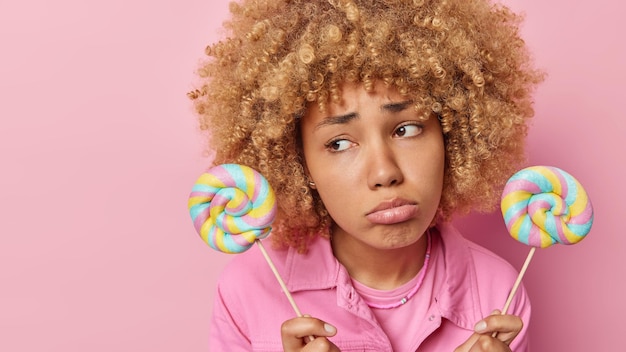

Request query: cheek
[
  {"left": 432, "top": 156, "right": 445, "bottom": 196},
  {"left": 312, "top": 170, "right": 359, "bottom": 208},
  {"left": 434, "top": 158, "right": 446, "bottom": 204},
  {"left": 314, "top": 171, "right": 349, "bottom": 198},
  {"left": 417, "top": 141, "right": 445, "bottom": 200},
  {"left": 430, "top": 137, "right": 446, "bottom": 180},
  {"left": 314, "top": 185, "right": 346, "bottom": 222}
]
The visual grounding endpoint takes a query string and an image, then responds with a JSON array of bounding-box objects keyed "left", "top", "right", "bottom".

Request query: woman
[{"left": 190, "top": 0, "right": 544, "bottom": 350}]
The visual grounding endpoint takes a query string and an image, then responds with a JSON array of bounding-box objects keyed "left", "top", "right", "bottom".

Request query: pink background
[{"left": 0, "top": 0, "right": 623, "bottom": 351}]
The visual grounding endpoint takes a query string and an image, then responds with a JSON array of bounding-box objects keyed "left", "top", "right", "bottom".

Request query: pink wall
[{"left": 0, "top": 1, "right": 623, "bottom": 351}]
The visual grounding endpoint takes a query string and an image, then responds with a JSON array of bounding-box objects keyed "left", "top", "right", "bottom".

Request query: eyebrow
[
  {"left": 382, "top": 100, "right": 413, "bottom": 113},
  {"left": 314, "top": 100, "right": 413, "bottom": 130}
]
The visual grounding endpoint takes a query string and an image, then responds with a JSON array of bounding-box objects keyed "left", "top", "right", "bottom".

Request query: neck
[{"left": 331, "top": 228, "right": 429, "bottom": 290}]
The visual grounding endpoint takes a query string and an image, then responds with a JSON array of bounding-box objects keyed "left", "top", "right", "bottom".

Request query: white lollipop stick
[
  {"left": 256, "top": 239, "right": 315, "bottom": 342},
  {"left": 255, "top": 239, "right": 304, "bottom": 316},
  {"left": 491, "top": 247, "right": 535, "bottom": 338},
  {"left": 501, "top": 247, "right": 536, "bottom": 315}
]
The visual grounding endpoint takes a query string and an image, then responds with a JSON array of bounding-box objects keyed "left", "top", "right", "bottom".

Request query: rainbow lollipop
[
  {"left": 188, "top": 163, "right": 277, "bottom": 254},
  {"left": 501, "top": 165, "right": 593, "bottom": 248},
  {"left": 497, "top": 165, "right": 594, "bottom": 318},
  {"left": 188, "top": 164, "right": 308, "bottom": 322}
]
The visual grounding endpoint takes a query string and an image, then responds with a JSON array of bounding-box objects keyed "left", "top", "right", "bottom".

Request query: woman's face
[{"left": 300, "top": 82, "right": 445, "bottom": 251}]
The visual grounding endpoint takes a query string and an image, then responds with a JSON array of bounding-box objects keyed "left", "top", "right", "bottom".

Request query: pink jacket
[{"left": 209, "top": 223, "right": 530, "bottom": 351}]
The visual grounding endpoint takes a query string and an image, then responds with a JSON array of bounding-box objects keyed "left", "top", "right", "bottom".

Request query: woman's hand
[
  {"left": 281, "top": 315, "right": 340, "bottom": 352},
  {"left": 454, "top": 310, "right": 523, "bottom": 352}
]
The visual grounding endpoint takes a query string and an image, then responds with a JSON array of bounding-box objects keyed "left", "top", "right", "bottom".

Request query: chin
[{"left": 379, "top": 235, "right": 421, "bottom": 250}]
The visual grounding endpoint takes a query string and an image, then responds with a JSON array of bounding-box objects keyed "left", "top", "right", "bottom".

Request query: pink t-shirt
[
  {"left": 351, "top": 233, "right": 440, "bottom": 352},
  {"left": 209, "top": 223, "right": 530, "bottom": 351}
]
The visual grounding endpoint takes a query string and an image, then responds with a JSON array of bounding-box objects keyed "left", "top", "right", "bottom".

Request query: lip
[{"left": 365, "top": 198, "right": 418, "bottom": 225}]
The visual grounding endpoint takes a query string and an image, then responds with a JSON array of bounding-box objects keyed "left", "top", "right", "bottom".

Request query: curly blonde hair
[{"left": 189, "top": 0, "right": 544, "bottom": 251}]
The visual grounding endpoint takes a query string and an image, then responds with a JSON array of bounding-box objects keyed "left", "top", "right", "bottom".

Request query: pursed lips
[{"left": 365, "top": 198, "right": 418, "bottom": 225}]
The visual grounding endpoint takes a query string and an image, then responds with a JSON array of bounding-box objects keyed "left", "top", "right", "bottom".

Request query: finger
[
  {"left": 455, "top": 330, "right": 512, "bottom": 352},
  {"left": 474, "top": 313, "right": 523, "bottom": 344},
  {"left": 466, "top": 334, "right": 510, "bottom": 352},
  {"left": 456, "top": 311, "right": 521, "bottom": 352},
  {"left": 281, "top": 316, "right": 337, "bottom": 351},
  {"left": 453, "top": 332, "right": 480, "bottom": 352},
  {"left": 301, "top": 336, "right": 341, "bottom": 352}
]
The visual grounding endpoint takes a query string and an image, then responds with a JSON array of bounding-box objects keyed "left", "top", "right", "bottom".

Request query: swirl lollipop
[
  {"left": 501, "top": 165, "right": 593, "bottom": 248},
  {"left": 496, "top": 165, "right": 594, "bottom": 321},
  {"left": 188, "top": 164, "right": 309, "bottom": 326},
  {"left": 188, "top": 163, "right": 277, "bottom": 254}
]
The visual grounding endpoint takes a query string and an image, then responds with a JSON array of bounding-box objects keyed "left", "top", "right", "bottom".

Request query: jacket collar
[{"left": 283, "top": 223, "right": 483, "bottom": 330}]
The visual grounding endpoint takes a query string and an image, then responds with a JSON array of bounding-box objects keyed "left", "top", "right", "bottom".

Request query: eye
[
  {"left": 394, "top": 123, "right": 423, "bottom": 138},
  {"left": 325, "top": 138, "right": 354, "bottom": 152}
]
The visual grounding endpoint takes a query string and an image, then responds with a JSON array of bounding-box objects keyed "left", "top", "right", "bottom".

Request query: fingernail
[
  {"left": 324, "top": 323, "right": 336, "bottom": 334},
  {"left": 474, "top": 320, "right": 487, "bottom": 332}
]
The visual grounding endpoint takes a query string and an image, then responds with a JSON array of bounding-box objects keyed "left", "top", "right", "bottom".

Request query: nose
[{"left": 366, "top": 144, "right": 404, "bottom": 189}]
